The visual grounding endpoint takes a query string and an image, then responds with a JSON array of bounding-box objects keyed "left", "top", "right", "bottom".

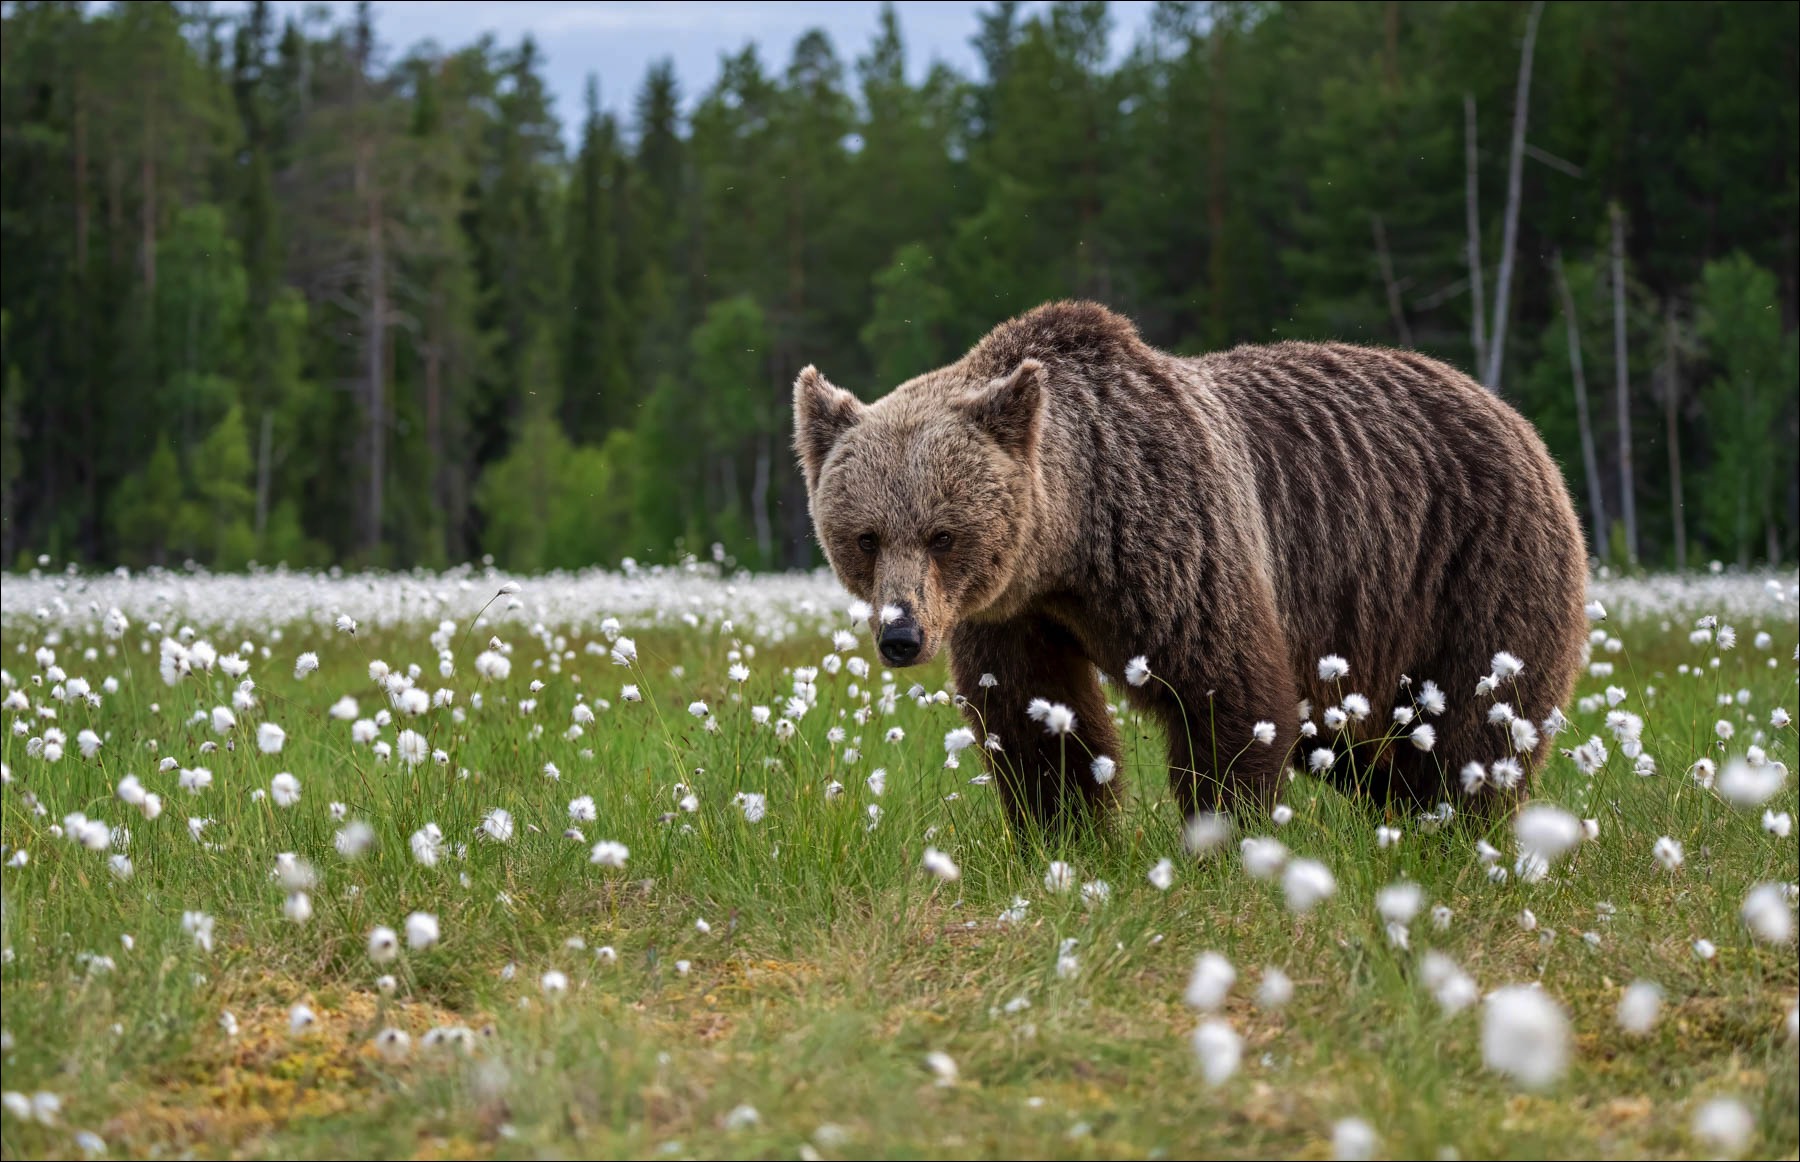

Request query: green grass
[{"left": 1, "top": 572, "right": 1796, "bottom": 1160}]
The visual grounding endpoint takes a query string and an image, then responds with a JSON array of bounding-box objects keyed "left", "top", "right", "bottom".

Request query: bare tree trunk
[
  {"left": 255, "top": 408, "right": 273, "bottom": 544},
  {"left": 1552, "top": 251, "right": 1609, "bottom": 560},
  {"left": 1481, "top": 0, "right": 1544, "bottom": 391},
  {"left": 1609, "top": 202, "right": 1637, "bottom": 564},
  {"left": 1371, "top": 214, "right": 1412, "bottom": 346},
  {"left": 1463, "top": 94, "right": 1487, "bottom": 375},
  {"left": 1661, "top": 306, "right": 1686, "bottom": 570}
]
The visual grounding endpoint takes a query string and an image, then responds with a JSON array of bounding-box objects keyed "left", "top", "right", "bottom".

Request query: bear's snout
[{"left": 878, "top": 617, "right": 925, "bottom": 667}]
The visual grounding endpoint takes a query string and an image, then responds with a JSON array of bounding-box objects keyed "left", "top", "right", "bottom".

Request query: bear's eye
[
  {"left": 928, "top": 531, "right": 954, "bottom": 554},
  {"left": 856, "top": 533, "right": 878, "bottom": 555}
]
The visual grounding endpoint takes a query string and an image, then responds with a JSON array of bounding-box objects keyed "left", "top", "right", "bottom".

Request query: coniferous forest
[{"left": 1, "top": 0, "right": 1795, "bottom": 575}]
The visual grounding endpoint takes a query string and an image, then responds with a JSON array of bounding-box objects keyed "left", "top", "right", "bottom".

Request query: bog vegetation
[
  {"left": 0, "top": 565, "right": 1795, "bottom": 1158},
  {"left": 1, "top": 1, "right": 1797, "bottom": 575}
]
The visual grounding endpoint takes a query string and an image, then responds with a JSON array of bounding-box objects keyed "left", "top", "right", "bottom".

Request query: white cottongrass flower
[
  {"left": 541, "top": 970, "right": 569, "bottom": 996},
  {"left": 1376, "top": 881, "right": 1423, "bottom": 928},
  {"left": 1043, "top": 860, "right": 1076, "bottom": 894},
  {"left": 335, "top": 820, "right": 375, "bottom": 859},
  {"left": 1090, "top": 755, "right": 1116, "bottom": 784},
  {"left": 1694, "top": 938, "right": 1718, "bottom": 960},
  {"left": 270, "top": 772, "right": 301, "bottom": 808},
  {"left": 609, "top": 638, "right": 637, "bottom": 666},
  {"left": 590, "top": 840, "right": 629, "bottom": 869},
  {"left": 1409, "top": 724, "right": 1436, "bottom": 751},
  {"left": 1616, "top": 980, "right": 1664, "bottom": 1035},
  {"left": 405, "top": 912, "right": 440, "bottom": 951},
  {"left": 294, "top": 653, "right": 319, "bottom": 680},
  {"left": 367, "top": 927, "right": 400, "bottom": 963},
  {"left": 866, "top": 769, "right": 887, "bottom": 796},
  {"left": 1240, "top": 836, "right": 1289, "bottom": 880},
  {"left": 289, "top": 1004, "right": 317, "bottom": 1037},
  {"left": 1184, "top": 952, "right": 1236, "bottom": 1011},
  {"left": 395, "top": 729, "right": 428, "bottom": 767},
  {"left": 1252, "top": 721, "right": 1277, "bottom": 745},
  {"left": 179, "top": 767, "right": 213, "bottom": 795},
  {"left": 182, "top": 911, "right": 216, "bottom": 953},
  {"left": 1191, "top": 1019, "right": 1242, "bottom": 1087},
  {"left": 1741, "top": 882, "right": 1793, "bottom": 944},
  {"left": 211, "top": 706, "right": 236, "bottom": 735},
  {"left": 1691, "top": 1097, "right": 1756, "bottom": 1158},
  {"left": 1124, "top": 656, "right": 1152, "bottom": 686},
  {"left": 878, "top": 604, "right": 903, "bottom": 626},
  {"left": 1147, "top": 858, "right": 1174, "bottom": 891},
  {"left": 1184, "top": 812, "right": 1233, "bottom": 856},
  {"left": 480, "top": 808, "right": 514, "bottom": 843},
  {"left": 1027, "top": 699, "right": 1076, "bottom": 735},
  {"left": 1281, "top": 858, "right": 1336, "bottom": 913},
  {"left": 943, "top": 727, "right": 977, "bottom": 754},
  {"left": 924, "top": 1050, "right": 959, "bottom": 1087},
  {"left": 1317, "top": 655, "right": 1349, "bottom": 681},
  {"left": 569, "top": 796, "right": 596, "bottom": 824},
  {"left": 1256, "top": 967, "right": 1294, "bottom": 1009},
  {"left": 922, "top": 848, "right": 960, "bottom": 881},
  {"left": 1763, "top": 810, "right": 1793, "bottom": 838},
  {"left": 736, "top": 792, "right": 767, "bottom": 823},
  {"left": 1651, "top": 835, "right": 1685, "bottom": 872},
  {"left": 1421, "top": 951, "right": 1478, "bottom": 1015},
  {"left": 1332, "top": 1118, "right": 1377, "bottom": 1162},
  {"left": 374, "top": 1027, "right": 412, "bottom": 1064},
  {"left": 1481, "top": 985, "right": 1569, "bottom": 1089},
  {"left": 284, "top": 892, "right": 313, "bottom": 924},
  {"left": 1515, "top": 804, "right": 1583, "bottom": 863},
  {"left": 1718, "top": 756, "right": 1786, "bottom": 807}
]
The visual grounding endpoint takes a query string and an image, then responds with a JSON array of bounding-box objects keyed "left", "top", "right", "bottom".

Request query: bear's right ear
[{"left": 792, "top": 366, "right": 866, "bottom": 492}]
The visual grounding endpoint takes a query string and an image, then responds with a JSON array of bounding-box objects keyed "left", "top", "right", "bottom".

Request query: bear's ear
[
  {"left": 957, "top": 359, "right": 1044, "bottom": 461},
  {"left": 793, "top": 366, "right": 866, "bottom": 491}
]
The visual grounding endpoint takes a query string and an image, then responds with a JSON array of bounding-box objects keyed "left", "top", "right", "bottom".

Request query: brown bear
[{"left": 793, "top": 301, "right": 1588, "bottom": 834}]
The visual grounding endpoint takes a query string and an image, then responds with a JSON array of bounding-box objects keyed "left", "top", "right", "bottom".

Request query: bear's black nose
[{"left": 879, "top": 619, "right": 923, "bottom": 666}]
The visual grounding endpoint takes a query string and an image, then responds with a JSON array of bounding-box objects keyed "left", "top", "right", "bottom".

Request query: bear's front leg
[{"left": 949, "top": 616, "right": 1123, "bottom": 836}]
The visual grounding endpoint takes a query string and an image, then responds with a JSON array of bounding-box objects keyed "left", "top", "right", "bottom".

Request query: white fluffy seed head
[{"left": 1481, "top": 985, "right": 1569, "bottom": 1090}]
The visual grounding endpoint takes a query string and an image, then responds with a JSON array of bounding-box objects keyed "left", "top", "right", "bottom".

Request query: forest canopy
[{"left": 1, "top": 0, "right": 1795, "bottom": 573}]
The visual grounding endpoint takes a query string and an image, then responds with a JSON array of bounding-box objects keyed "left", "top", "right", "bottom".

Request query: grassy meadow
[{"left": 1, "top": 565, "right": 1796, "bottom": 1160}]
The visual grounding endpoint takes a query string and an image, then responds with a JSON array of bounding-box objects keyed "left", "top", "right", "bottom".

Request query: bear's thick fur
[{"left": 794, "top": 301, "right": 1588, "bottom": 832}]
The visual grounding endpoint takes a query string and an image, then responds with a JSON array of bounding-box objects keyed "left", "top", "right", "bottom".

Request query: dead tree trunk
[
  {"left": 1660, "top": 306, "right": 1686, "bottom": 570},
  {"left": 1481, "top": 0, "right": 1544, "bottom": 391},
  {"left": 1463, "top": 94, "right": 1487, "bottom": 375},
  {"left": 1552, "top": 251, "right": 1609, "bottom": 560},
  {"left": 1609, "top": 202, "right": 1637, "bottom": 564},
  {"left": 1371, "top": 214, "right": 1412, "bottom": 346}
]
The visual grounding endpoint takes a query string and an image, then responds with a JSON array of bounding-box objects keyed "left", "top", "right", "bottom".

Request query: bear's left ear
[
  {"left": 793, "top": 366, "right": 867, "bottom": 492},
  {"left": 957, "top": 359, "right": 1044, "bottom": 461}
]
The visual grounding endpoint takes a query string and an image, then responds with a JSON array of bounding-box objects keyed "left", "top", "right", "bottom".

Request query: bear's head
[{"left": 792, "top": 359, "right": 1044, "bottom": 668}]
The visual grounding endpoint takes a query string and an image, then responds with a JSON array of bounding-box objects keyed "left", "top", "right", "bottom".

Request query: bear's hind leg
[
  {"left": 949, "top": 616, "right": 1122, "bottom": 837},
  {"left": 1151, "top": 639, "right": 1296, "bottom": 821}
]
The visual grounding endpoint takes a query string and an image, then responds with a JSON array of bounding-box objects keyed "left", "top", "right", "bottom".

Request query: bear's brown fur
[{"left": 794, "top": 301, "right": 1588, "bottom": 832}]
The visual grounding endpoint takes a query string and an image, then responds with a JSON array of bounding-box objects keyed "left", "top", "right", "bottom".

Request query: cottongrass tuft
[{"left": 1481, "top": 985, "right": 1569, "bottom": 1090}]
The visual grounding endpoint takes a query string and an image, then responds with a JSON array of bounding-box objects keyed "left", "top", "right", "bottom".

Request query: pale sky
[{"left": 241, "top": 1, "right": 1158, "bottom": 142}]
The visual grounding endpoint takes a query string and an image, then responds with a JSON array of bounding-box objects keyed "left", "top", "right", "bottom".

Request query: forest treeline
[{"left": 1, "top": 0, "right": 1796, "bottom": 573}]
